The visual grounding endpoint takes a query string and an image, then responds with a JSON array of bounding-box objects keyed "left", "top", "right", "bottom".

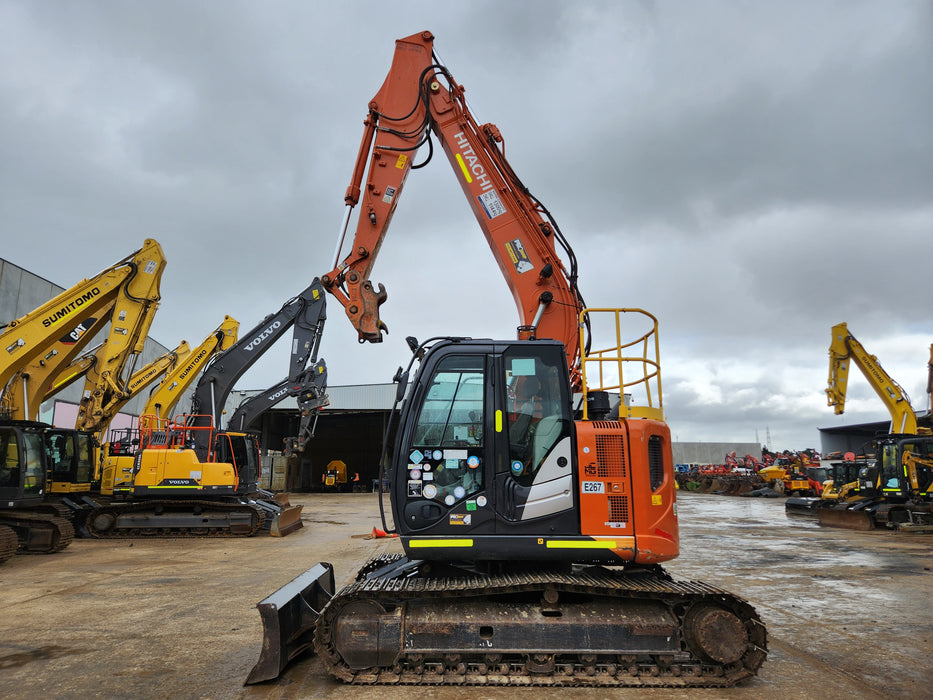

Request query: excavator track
[
  {"left": 85, "top": 499, "right": 264, "bottom": 538},
  {"left": 0, "top": 512, "right": 74, "bottom": 554},
  {"left": 314, "top": 559, "right": 766, "bottom": 687},
  {"left": 0, "top": 525, "right": 19, "bottom": 563}
]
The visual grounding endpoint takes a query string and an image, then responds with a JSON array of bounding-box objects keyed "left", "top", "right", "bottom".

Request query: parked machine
[
  {"left": 99, "top": 316, "right": 239, "bottom": 497},
  {"left": 798, "top": 323, "right": 933, "bottom": 529},
  {"left": 246, "top": 31, "right": 766, "bottom": 688},
  {"left": 0, "top": 239, "right": 166, "bottom": 556},
  {"left": 83, "top": 282, "right": 327, "bottom": 538}
]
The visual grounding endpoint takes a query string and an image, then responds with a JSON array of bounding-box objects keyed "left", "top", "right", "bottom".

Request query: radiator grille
[
  {"left": 608, "top": 495, "right": 630, "bottom": 523},
  {"left": 648, "top": 435, "right": 664, "bottom": 491},
  {"left": 595, "top": 434, "right": 626, "bottom": 478}
]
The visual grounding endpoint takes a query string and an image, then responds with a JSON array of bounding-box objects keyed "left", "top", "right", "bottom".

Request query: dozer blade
[
  {"left": 245, "top": 562, "right": 335, "bottom": 685},
  {"left": 273, "top": 492, "right": 292, "bottom": 507},
  {"left": 785, "top": 496, "right": 821, "bottom": 514},
  {"left": 269, "top": 504, "right": 304, "bottom": 537},
  {"left": 817, "top": 507, "right": 875, "bottom": 531}
]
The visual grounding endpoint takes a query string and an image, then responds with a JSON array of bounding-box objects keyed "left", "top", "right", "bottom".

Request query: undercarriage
[
  {"left": 247, "top": 554, "right": 767, "bottom": 687},
  {"left": 0, "top": 509, "right": 74, "bottom": 555}
]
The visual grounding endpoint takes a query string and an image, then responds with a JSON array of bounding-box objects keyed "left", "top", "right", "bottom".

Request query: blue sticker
[
  {"left": 432, "top": 450, "right": 443, "bottom": 461},
  {"left": 445, "top": 458, "right": 460, "bottom": 470},
  {"left": 410, "top": 450, "right": 424, "bottom": 464},
  {"left": 511, "top": 460, "right": 523, "bottom": 475},
  {"left": 467, "top": 455, "right": 480, "bottom": 469}
]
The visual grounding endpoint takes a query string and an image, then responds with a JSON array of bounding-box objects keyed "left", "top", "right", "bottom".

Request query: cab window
[
  {"left": 408, "top": 355, "right": 484, "bottom": 505},
  {"left": 504, "top": 350, "right": 570, "bottom": 485}
]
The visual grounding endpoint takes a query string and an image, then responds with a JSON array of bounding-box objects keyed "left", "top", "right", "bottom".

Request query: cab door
[{"left": 491, "top": 345, "right": 578, "bottom": 535}]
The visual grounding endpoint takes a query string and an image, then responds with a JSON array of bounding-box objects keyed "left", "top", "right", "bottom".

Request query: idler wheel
[
  {"left": 683, "top": 604, "right": 748, "bottom": 664},
  {"left": 91, "top": 512, "right": 116, "bottom": 534}
]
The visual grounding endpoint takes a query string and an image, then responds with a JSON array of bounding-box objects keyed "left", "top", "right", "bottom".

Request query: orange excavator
[{"left": 247, "top": 31, "right": 766, "bottom": 687}]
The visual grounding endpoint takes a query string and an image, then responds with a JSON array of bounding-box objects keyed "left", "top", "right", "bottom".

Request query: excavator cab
[
  {"left": 0, "top": 421, "right": 48, "bottom": 507},
  {"left": 0, "top": 421, "right": 74, "bottom": 555},
  {"left": 392, "top": 340, "right": 578, "bottom": 548},
  {"left": 45, "top": 428, "right": 96, "bottom": 493},
  {"left": 878, "top": 437, "right": 933, "bottom": 499}
]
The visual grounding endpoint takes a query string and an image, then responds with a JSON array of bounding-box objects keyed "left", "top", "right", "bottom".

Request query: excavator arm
[
  {"left": 322, "top": 31, "right": 586, "bottom": 385},
  {"left": 140, "top": 316, "right": 239, "bottom": 425},
  {"left": 73, "top": 255, "right": 166, "bottom": 433},
  {"left": 2, "top": 314, "right": 112, "bottom": 421},
  {"left": 189, "top": 279, "right": 326, "bottom": 443},
  {"left": 227, "top": 277, "right": 328, "bottom": 433},
  {"left": 44, "top": 339, "right": 188, "bottom": 412},
  {"left": 0, "top": 239, "right": 166, "bottom": 419},
  {"left": 228, "top": 359, "right": 328, "bottom": 434},
  {"left": 826, "top": 322, "right": 918, "bottom": 435}
]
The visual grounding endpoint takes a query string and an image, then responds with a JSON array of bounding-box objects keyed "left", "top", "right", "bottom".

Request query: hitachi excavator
[
  {"left": 803, "top": 323, "right": 933, "bottom": 530},
  {"left": 246, "top": 31, "right": 766, "bottom": 688},
  {"left": 83, "top": 281, "right": 327, "bottom": 538},
  {"left": 0, "top": 239, "right": 166, "bottom": 559}
]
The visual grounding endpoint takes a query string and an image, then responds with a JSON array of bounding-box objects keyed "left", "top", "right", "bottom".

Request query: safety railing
[{"left": 579, "top": 308, "right": 664, "bottom": 422}]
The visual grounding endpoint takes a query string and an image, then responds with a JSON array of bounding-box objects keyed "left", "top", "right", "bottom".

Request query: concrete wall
[{"left": 1, "top": 257, "right": 170, "bottom": 435}]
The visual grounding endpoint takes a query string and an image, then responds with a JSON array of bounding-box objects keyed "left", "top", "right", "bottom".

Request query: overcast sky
[{"left": 2, "top": 1, "right": 931, "bottom": 451}]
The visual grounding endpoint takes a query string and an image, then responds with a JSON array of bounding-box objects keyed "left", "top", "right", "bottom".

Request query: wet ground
[{"left": 0, "top": 492, "right": 929, "bottom": 699}]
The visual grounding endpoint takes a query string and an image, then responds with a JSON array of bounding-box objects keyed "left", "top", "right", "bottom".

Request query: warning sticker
[
  {"left": 478, "top": 190, "right": 507, "bottom": 219},
  {"left": 504, "top": 239, "right": 534, "bottom": 274},
  {"left": 383, "top": 185, "right": 397, "bottom": 204},
  {"left": 449, "top": 513, "right": 472, "bottom": 526}
]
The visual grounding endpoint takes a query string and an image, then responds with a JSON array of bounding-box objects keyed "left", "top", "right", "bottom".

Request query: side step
[{"left": 245, "top": 562, "right": 335, "bottom": 685}]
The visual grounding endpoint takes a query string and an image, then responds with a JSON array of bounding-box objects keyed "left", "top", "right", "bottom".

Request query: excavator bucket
[
  {"left": 817, "top": 506, "right": 875, "bottom": 531},
  {"left": 245, "top": 562, "right": 335, "bottom": 685},
  {"left": 268, "top": 503, "right": 304, "bottom": 537}
]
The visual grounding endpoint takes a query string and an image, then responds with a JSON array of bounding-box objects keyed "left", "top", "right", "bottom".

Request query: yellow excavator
[
  {"left": 803, "top": 323, "right": 933, "bottom": 529},
  {"left": 83, "top": 282, "right": 326, "bottom": 539},
  {"left": 98, "top": 316, "right": 238, "bottom": 497},
  {"left": 0, "top": 239, "right": 166, "bottom": 558}
]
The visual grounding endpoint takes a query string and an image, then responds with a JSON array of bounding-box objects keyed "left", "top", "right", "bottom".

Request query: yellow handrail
[{"left": 579, "top": 308, "right": 664, "bottom": 422}]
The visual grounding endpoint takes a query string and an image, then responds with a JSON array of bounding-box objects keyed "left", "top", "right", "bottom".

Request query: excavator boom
[
  {"left": 826, "top": 322, "right": 918, "bottom": 434},
  {"left": 189, "top": 279, "right": 326, "bottom": 440},
  {"left": 1, "top": 239, "right": 166, "bottom": 420},
  {"left": 141, "top": 316, "right": 238, "bottom": 422},
  {"left": 323, "top": 31, "right": 585, "bottom": 385}
]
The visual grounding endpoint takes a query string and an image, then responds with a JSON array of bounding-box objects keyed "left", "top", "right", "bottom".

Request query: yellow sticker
[
  {"left": 651, "top": 494, "right": 663, "bottom": 506},
  {"left": 454, "top": 153, "right": 473, "bottom": 183},
  {"left": 395, "top": 154, "right": 408, "bottom": 169}
]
